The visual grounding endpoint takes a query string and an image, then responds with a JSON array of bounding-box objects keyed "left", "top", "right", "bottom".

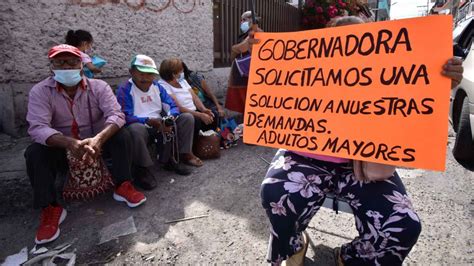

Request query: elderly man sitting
[
  {"left": 24, "top": 44, "right": 146, "bottom": 245},
  {"left": 116, "top": 54, "right": 194, "bottom": 187}
]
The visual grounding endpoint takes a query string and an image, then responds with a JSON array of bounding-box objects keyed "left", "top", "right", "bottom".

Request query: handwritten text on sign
[{"left": 243, "top": 16, "right": 452, "bottom": 171}]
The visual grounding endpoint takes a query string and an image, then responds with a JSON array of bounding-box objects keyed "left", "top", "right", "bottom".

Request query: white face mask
[
  {"left": 176, "top": 72, "right": 185, "bottom": 82},
  {"left": 53, "top": 69, "right": 82, "bottom": 86},
  {"left": 240, "top": 21, "right": 250, "bottom": 33}
]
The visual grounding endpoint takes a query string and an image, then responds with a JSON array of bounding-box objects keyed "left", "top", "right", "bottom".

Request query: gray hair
[
  {"left": 330, "top": 16, "right": 365, "bottom": 27},
  {"left": 241, "top": 10, "right": 261, "bottom": 22}
]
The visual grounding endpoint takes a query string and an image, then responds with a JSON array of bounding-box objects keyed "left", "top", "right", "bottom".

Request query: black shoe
[
  {"left": 134, "top": 167, "right": 157, "bottom": 190},
  {"left": 163, "top": 161, "right": 192, "bottom": 176}
]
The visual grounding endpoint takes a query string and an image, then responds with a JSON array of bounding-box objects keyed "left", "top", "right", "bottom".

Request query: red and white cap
[{"left": 48, "top": 44, "right": 82, "bottom": 59}]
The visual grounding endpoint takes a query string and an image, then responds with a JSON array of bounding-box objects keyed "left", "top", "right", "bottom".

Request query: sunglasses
[{"left": 50, "top": 58, "right": 82, "bottom": 67}]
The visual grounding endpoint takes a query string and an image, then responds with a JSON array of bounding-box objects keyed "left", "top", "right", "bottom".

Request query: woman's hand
[
  {"left": 217, "top": 105, "right": 225, "bottom": 117},
  {"left": 247, "top": 26, "right": 263, "bottom": 50},
  {"left": 198, "top": 112, "right": 214, "bottom": 125},
  {"left": 442, "top": 57, "right": 464, "bottom": 89},
  {"left": 203, "top": 108, "right": 214, "bottom": 117}
]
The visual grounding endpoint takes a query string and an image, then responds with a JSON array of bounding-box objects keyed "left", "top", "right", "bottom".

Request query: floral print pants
[{"left": 261, "top": 150, "right": 422, "bottom": 265}]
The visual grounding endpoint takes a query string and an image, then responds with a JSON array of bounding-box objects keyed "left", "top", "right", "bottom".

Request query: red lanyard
[
  {"left": 65, "top": 97, "right": 80, "bottom": 139},
  {"left": 57, "top": 81, "right": 85, "bottom": 140}
]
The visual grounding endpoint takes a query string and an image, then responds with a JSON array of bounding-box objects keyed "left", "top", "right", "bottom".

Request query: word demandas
[{"left": 246, "top": 112, "right": 328, "bottom": 133}]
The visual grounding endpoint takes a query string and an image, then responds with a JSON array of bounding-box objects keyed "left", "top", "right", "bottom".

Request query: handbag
[
  {"left": 234, "top": 53, "right": 251, "bottom": 77},
  {"left": 194, "top": 131, "right": 221, "bottom": 159},
  {"left": 63, "top": 151, "right": 114, "bottom": 201},
  {"left": 352, "top": 160, "right": 396, "bottom": 181},
  {"left": 62, "top": 89, "right": 114, "bottom": 201}
]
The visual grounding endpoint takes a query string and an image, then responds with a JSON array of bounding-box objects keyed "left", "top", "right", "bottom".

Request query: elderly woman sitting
[{"left": 158, "top": 58, "right": 218, "bottom": 166}]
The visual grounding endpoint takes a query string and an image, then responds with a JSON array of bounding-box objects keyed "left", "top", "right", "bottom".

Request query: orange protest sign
[{"left": 243, "top": 16, "right": 453, "bottom": 171}]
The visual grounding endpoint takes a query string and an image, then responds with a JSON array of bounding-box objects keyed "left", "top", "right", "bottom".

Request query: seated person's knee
[{"left": 179, "top": 112, "right": 194, "bottom": 123}]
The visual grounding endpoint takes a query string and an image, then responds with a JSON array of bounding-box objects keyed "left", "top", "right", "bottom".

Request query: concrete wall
[{"left": 0, "top": 0, "right": 227, "bottom": 136}]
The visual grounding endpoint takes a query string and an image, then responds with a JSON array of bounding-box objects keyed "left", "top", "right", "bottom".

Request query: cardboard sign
[{"left": 243, "top": 16, "right": 453, "bottom": 171}]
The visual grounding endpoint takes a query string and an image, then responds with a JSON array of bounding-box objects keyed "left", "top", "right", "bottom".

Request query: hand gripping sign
[{"left": 243, "top": 16, "right": 453, "bottom": 171}]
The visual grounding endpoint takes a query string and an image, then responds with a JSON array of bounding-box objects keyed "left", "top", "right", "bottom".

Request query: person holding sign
[
  {"left": 258, "top": 16, "right": 464, "bottom": 266},
  {"left": 225, "top": 11, "right": 263, "bottom": 115}
]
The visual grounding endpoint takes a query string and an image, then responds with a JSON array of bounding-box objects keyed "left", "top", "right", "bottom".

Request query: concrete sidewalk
[{"left": 0, "top": 133, "right": 472, "bottom": 265}]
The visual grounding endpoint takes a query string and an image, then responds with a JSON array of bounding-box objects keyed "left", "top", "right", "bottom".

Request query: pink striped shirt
[{"left": 27, "top": 77, "right": 125, "bottom": 145}]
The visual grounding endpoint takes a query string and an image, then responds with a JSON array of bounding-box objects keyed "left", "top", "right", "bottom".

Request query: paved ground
[{"left": 0, "top": 129, "right": 473, "bottom": 265}]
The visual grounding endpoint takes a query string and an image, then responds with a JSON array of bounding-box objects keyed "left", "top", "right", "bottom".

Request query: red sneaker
[
  {"left": 113, "top": 181, "right": 146, "bottom": 208},
  {"left": 35, "top": 205, "right": 67, "bottom": 244}
]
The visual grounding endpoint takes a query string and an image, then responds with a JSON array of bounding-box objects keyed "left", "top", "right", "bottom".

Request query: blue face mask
[
  {"left": 240, "top": 21, "right": 250, "bottom": 33},
  {"left": 53, "top": 69, "right": 82, "bottom": 87}
]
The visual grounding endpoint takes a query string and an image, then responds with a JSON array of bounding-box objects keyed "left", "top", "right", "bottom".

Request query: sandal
[{"left": 183, "top": 156, "right": 203, "bottom": 167}]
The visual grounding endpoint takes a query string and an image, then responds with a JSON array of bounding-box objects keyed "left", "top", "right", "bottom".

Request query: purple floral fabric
[{"left": 261, "top": 149, "right": 421, "bottom": 265}]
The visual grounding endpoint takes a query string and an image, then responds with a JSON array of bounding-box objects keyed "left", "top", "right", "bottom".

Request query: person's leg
[
  {"left": 155, "top": 131, "right": 171, "bottom": 164},
  {"left": 102, "top": 128, "right": 146, "bottom": 207},
  {"left": 24, "top": 143, "right": 68, "bottom": 244},
  {"left": 192, "top": 114, "right": 201, "bottom": 149},
  {"left": 337, "top": 170, "right": 422, "bottom": 266},
  {"left": 156, "top": 113, "right": 193, "bottom": 175},
  {"left": 102, "top": 128, "right": 134, "bottom": 185},
  {"left": 125, "top": 123, "right": 154, "bottom": 168},
  {"left": 178, "top": 113, "right": 202, "bottom": 167},
  {"left": 25, "top": 143, "right": 68, "bottom": 209},
  {"left": 125, "top": 123, "right": 157, "bottom": 190},
  {"left": 261, "top": 150, "right": 335, "bottom": 265},
  {"left": 175, "top": 112, "right": 194, "bottom": 155}
]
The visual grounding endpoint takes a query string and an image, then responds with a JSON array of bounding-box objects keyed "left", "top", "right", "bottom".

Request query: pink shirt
[
  {"left": 292, "top": 151, "right": 350, "bottom": 163},
  {"left": 80, "top": 51, "right": 92, "bottom": 64},
  {"left": 27, "top": 77, "right": 125, "bottom": 145}
]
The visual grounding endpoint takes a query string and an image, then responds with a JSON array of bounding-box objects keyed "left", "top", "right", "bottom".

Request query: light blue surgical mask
[
  {"left": 177, "top": 72, "right": 185, "bottom": 82},
  {"left": 240, "top": 21, "right": 250, "bottom": 33},
  {"left": 53, "top": 69, "right": 82, "bottom": 87}
]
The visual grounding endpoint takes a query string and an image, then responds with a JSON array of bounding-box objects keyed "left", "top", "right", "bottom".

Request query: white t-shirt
[
  {"left": 130, "top": 79, "right": 163, "bottom": 119},
  {"left": 158, "top": 79, "right": 196, "bottom": 111}
]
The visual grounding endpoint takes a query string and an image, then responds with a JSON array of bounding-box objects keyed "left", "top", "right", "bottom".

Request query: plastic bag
[
  {"left": 84, "top": 56, "right": 107, "bottom": 78},
  {"left": 234, "top": 54, "right": 251, "bottom": 77},
  {"left": 218, "top": 118, "right": 239, "bottom": 149}
]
